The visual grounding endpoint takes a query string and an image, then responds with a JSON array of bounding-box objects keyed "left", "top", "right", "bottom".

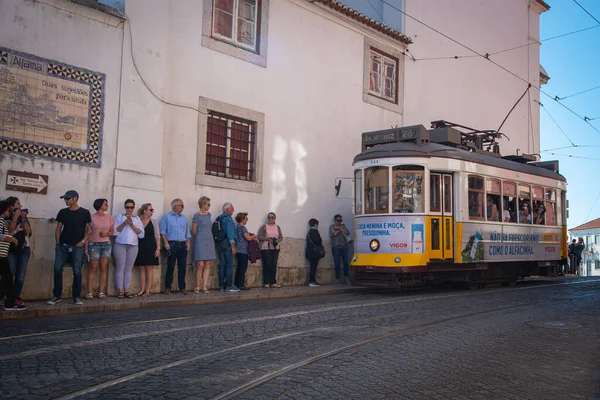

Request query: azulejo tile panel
[{"left": 0, "top": 46, "right": 106, "bottom": 167}]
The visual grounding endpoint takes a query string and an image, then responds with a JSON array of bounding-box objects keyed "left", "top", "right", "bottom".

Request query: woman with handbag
[
  {"left": 329, "top": 214, "right": 350, "bottom": 284},
  {"left": 305, "top": 218, "right": 324, "bottom": 287}
]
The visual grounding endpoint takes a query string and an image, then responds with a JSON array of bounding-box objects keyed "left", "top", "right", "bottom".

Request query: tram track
[
  {"left": 6, "top": 279, "right": 598, "bottom": 400},
  {"left": 56, "top": 301, "right": 537, "bottom": 400},
  {"left": 0, "top": 277, "right": 591, "bottom": 343}
]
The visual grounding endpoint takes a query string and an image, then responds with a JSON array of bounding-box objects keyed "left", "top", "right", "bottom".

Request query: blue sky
[{"left": 539, "top": 0, "right": 600, "bottom": 228}]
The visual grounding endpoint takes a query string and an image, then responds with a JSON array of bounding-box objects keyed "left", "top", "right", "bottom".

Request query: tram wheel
[{"left": 464, "top": 281, "right": 479, "bottom": 290}]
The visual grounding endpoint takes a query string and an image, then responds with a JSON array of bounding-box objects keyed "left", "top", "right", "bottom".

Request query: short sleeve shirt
[
  {"left": 235, "top": 224, "right": 249, "bottom": 255},
  {"left": 56, "top": 207, "right": 92, "bottom": 245},
  {"left": 90, "top": 213, "right": 114, "bottom": 243}
]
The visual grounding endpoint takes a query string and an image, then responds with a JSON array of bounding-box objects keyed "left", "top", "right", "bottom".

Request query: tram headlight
[
  {"left": 394, "top": 257, "right": 401, "bottom": 263},
  {"left": 369, "top": 239, "right": 380, "bottom": 252}
]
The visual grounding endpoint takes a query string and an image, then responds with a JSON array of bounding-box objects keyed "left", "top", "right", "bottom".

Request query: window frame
[
  {"left": 362, "top": 37, "right": 405, "bottom": 114},
  {"left": 354, "top": 169, "right": 363, "bottom": 215},
  {"left": 205, "top": 110, "right": 256, "bottom": 182},
  {"left": 212, "top": 0, "right": 259, "bottom": 52},
  {"left": 485, "top": 178, "right": 501, "bottom": 222},
  {"left": 368, "top": 48, "right": 398, "bottom": 103},
  {"left": 392, "top": 166, "right": 424, "bottom": 214},
  {"left": 364, "top": 166, "right": 390, "bottom": 214},
  {"left": 196, "top": 97, "right": 264, "bottom": 193},
  {"left": 202, "top": 0, "right": 270, "bottom": 68},
  {"left": 468, "top": 175, "right": 485, "bottom": 221}
]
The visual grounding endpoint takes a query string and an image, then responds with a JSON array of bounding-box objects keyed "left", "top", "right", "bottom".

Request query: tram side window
[
  {"left": 545, "top": 188, "right": 557, "bottom": 226},
  {"left": 430, "top": 173, "right": 441, "bottom": 212},
  {"left": 532, "top": 186, "right": 545, "bottom": 225},
  {"left": 392, "top": 166, "right": 423, "bottom": 213},
  {"left": 486, "top": 179, "right": 501, "bottom": 222},
  {"left": 468, "top": 175, "right": 484, "bottom": 220},
  {"left": 365, "top": 166, "right": 389, "bottom": 214},
  {"left": 502, "top": 181, "right": 517, "bottom": 223},
  {"left": 518, "top": 184, "right": 532, "bottom": 224},
  {"left": 354, "top": 169, "right": 363, "bottom": 215}
]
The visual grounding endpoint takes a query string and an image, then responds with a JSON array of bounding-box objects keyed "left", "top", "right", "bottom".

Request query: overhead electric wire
[
  {"left": 541, "top": 144, "right": 600, "bottom": 153},
  {"left": 555, "top": 84, "right": 600, "bottom": 101},
  {"left": 573, "top": 0, "right": 600, "bottom": 25},
  {"left": 490, "top": 24, "right": 600, "bottom": 56},
  {"left": 585, "top": 190, "right": 600, "bottom": 222},
  {"left": 538, "top": 102, "right": 576, "bottom": 146},
  {"left": 544, "top": 152, "right": 600, "bottom": 161},
  {"left": 378, "top": 0, "right": 600, "bottom": 137}
]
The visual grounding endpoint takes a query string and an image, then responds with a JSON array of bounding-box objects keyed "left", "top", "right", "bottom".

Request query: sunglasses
[
  {"left": 125, "top": 206, "right": 135, "bottom": 209},
  {"left": 268, "top": 216, "right": 275, "bottom": 219},
  {"left": 336, "top": 219, "right": 342, "bottom": 222},
  {"left": 148, "top": 209, "right": 154, "bottom": 212}
]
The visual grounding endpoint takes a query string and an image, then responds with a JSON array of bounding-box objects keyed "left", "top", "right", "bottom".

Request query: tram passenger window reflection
[
  {"left": 503, "top": 197, "right": 517, "bottom": 223},
  {"left": 519, "top": 201, "right": 532, "bottom": 224},
  {"left": 486, "top": 194, "right": 499, "bottom": 221},
  {"left": 468, "top": 176, "right": 484, "bottom": 220}
]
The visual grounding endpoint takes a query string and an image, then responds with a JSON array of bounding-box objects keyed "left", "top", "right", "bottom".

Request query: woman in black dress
[{"left": 135, "top": 204, "right": 160, "bottom": 296}]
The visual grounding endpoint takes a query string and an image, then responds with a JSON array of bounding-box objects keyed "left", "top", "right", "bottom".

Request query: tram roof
[{"left": 353, "top": 141, "right": 566, "bottom": 182}]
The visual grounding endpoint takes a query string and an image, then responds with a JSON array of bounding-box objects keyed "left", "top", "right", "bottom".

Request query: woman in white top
[{"left": 113, "top": 199, "right": 144, "bottom": 298}]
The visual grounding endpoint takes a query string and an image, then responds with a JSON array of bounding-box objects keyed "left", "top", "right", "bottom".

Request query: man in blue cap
[{"left": 47, "top": 190, "right": 91, "bottom": 305}]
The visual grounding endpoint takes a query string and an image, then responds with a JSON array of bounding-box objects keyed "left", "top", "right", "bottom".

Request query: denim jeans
[
  {"left": 235, "top": 253, "right": 249, "bottom": 288},
  {"left": 8, "top": 246, "right": 31, "bottom": 298},
  {"left": 53, "top": 244, "right": 84, "bottom": 300},
  {"left": 165, "top": 242, "right": 187, "bottom": 291},
  {"left": 331, "top": 246, "right": 349, "bottom": 279},
  {"left": 218, "top": 246, "right": 234, "bottom": 289},
  {"left": 261, "top": 250, "right": 279, "bottom": 285}
]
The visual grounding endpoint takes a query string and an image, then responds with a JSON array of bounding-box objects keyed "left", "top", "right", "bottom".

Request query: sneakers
[
  {"left": 225, "top": 286, "right": 241, "bottom": 292},
  {"left": 4, "top": 303, "right": 27, "bottom": 311},
  {"left": 47, "top": 297, "right": 62, "bottom": 305},
  {"left": 85, "top": 293, "right": 94, "bottom": 300},
  {"left": 263, "top": 284, "right": 270, "bottom": 288},
  {"left": 270, "top": 283, "right": 281, "bottom": 288},
  {"left": 74, "top": 298, "right": 83, "bottom": 305},
  {"left": 309, "top": 282, "right": 320, "bottom": 287},
  {"left": 239, "top": 286, "right": 250, "bottom": 290}
]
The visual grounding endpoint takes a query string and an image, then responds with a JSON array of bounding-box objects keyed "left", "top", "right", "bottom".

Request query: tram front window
[
  {"left": 392, "top": 166, "right": 423, "bottom": 213},
  {"left": 365, "top": 166, "right": 389, "bottom": 213}
]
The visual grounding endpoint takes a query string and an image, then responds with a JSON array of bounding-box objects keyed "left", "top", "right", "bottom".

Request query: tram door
[{"left": 429, "top": 173, "right": 454, "bottom": 260}]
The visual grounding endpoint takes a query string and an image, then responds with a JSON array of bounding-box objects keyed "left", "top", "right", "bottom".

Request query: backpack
[{"left": 212, "top": 215, "right": 227, "bottom": 243}]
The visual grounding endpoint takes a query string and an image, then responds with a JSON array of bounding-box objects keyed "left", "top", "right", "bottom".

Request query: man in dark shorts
[{"left": 47, "top": 190, "right": 91, "bottom": 305}]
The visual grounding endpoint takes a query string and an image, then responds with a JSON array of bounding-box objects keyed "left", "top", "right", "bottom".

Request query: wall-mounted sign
[
  {"left": 0, "top": 46, "right": 105, "bottom": 166},
  {"left": 5, "top": 170, "right": 48, "bottom": 194}
]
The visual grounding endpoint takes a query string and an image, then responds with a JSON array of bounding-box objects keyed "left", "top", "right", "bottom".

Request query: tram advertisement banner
[
  {"left": 355, "top": 216, "right": 425, "bottom": 254},
  {"left": 460, "top": 223, "right": 560, "bottom": 263}
]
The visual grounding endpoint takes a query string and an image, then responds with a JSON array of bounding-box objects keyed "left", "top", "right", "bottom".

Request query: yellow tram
[{"left": 349, "top": 122, "right": 568, "bottom": 288}]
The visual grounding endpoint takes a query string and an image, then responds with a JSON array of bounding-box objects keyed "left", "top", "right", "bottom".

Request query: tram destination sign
[
  {"left": 362, "top": 125, "right": 429, "bottom": 150},
  {"left": 5, "top": 170, "right": 49, "bottom": 194}
]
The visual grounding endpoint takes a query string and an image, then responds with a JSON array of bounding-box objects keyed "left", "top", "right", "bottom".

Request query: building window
[
  {"left": 362, "top": 37, "right": 404, "bottom": 114},
  {"left": 196, "top": 97, "right": 264, "bottom": 193},
  {"left": 202, "top": 0, "right": 269, "bottom": 67},
  {"left": 595, "top": 260, "right": 600, "bottom": 270},
  {"left": 369, "top": 49, "right": 397, "bottom": 103},
  {"left": 213, "top": 0, "right": 259, "bottom": 51},
  {"left": 206, "top": 111, "right": 255, "bottom": 181}
]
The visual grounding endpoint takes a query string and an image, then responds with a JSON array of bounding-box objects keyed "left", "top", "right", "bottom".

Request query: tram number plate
[{"left": 366, "top": 266, "right": 374, "bottom": 272}]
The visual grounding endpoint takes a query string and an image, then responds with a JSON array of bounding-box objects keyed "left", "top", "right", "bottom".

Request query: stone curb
[{"left": 0, "top": 286, "right": 369, "bottom": 321}]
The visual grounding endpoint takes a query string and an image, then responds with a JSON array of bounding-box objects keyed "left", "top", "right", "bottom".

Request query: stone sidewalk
[{"left": 0, "top": 284, "right": 366, "bottom": 320}]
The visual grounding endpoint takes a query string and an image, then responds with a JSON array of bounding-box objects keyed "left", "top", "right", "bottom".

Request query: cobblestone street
[{"left": 1, "top": 278, "right": 599, "bottom": 399}]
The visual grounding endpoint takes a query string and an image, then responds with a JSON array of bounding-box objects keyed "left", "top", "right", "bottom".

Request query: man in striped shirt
[{"left": 0, "top": 200, "right": 27, "bottom": 311}]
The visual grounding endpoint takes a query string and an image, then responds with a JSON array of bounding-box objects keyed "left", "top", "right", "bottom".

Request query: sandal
[
  {"left": 85, "top": 293, "right": 94, "bottom": 300},
  {"left": 117, "top": 292, "right": 124, "bottom": 299},
  {"left": 141, "top": 292, "right": 149, "bottom": 297},
  {"left": 98, "top": 293, "right": 106, "bottom": 299},
  {"left": 124, "top": 292, "right": 135, "bottom": 298},
  {"left": 202, "top": 288, "right": 209, "bottom": 294},
  {"left": 137, "top": 291, "right": 145, "bottom": 297},
  {"left": 194, "top": 287, "right": 200, "bottom": 294}
]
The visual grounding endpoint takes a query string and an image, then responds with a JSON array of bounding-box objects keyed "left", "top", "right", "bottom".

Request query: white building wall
[
  {"left": 0, "top": 0, "right": 547, "bottom": 298},
  {"left": 403, "top": 0, "right": 543, "bottom": 157}
]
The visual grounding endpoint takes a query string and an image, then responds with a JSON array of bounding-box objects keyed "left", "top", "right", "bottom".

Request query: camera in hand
[
  {"left": 21, "top": 209, "right": 29, "bottom": 214},
  {"left": 271, "top": 237, "right": 278, "bottom": 247}
]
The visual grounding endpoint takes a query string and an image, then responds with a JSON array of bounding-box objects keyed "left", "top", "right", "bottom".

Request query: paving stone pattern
[{"left": 1, "top": 278, "right": 599, "bottom": 399}]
